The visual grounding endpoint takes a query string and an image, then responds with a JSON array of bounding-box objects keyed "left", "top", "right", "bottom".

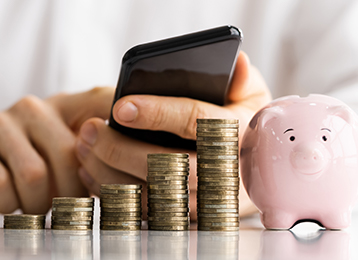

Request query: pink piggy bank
[{"left": 240, "top": 94, "right": 358, "bottom": 229}]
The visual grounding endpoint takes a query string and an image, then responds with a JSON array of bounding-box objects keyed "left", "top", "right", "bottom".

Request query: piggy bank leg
[
  {"left": 261, "top": 210, "right": 296, "bottom": 230},
  {"left": 320, "top": 211, "right": 351, "bottom": 230}
]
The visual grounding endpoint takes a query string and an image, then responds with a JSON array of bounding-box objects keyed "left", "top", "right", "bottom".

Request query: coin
[
  {"left": 100, "top": 221, "right": 141, "bottom": 226},
  {"left": 100, "top": 212, "right": 141, "bottom": 217},
  {"left": 51, "top": 220, "right": 93, "bottom": 226},
  {"left": 147, "top": 158, "right": 189, "bottom": 163},
  {"left": 51, "top": 202, "right": 94, "bottom": 207},
  {"left": 51, "top": 225, "right": 92, "bottom": 230},
  {"left": 147, "top": 171, "right": 189, "bottom": 176},
  {"left": 198, "top": 217, "right": 239, "bottom": 223},
  {"left": 147, "top": 176, "right": 188, "bottom": 181},
  {"left": 197, "top": 213, "right": 239, "bottom": 218},
  {"left": 100, "top": 193, "right": 142, "bottom": 199},
  {"left": 197, "top": 190, "right": 238, "bottom": 196},
  {"left": 198, "top": 186, "right": 238, "bottom": 191},
  {"left": 148, "top": 194, "right": 189, "bottom": 199},
  {"left": 51, "top": 216, "right": 93, "bottom": 221},
  {"left": 197, "top": 194, "right": 238, "bottom": 200},
  {"left": 148, "top": 167, "right": 189, "bottom": 172},
  {"left": 197, "top": 208, "right": 238, "bottom": 213},
  {"left": 51, "top": 211, "right": 93, "bottom": 217},
  {"left": 52, "top": 206, "right": 93, "bottom": 212},
  {"left": 197, "top": 226, "right": 239, "bottom": 231},
  {"left": 197, "top": 172, "right": 239, "bottom": 178},
  {"left": 196, "top": 119, "right": 238, "bottom": 124},
  {"left": 100, "top": 216, "right": 141, "bottom": 221},
  {"left": 101, "top": 184, "right": 142, "bottom": 190},
  {"left": 101, "top": 207, "right": 141, "bottom": 213},
  {"left": 148, "top": 221, "right": 189, "bottom": 226},
  {"left": 52, "top": 197, "right": 94, "bottom": 203},
  {"left": 147, "top": 212, "right": 189, "bottom": 217},
  {"left": 196, "top": 137, "right": 239, "bottom": 142},
  {"left": 148, "top": 153, "right": 189, "bottom": 158},
  {"left": 148, "top": 198, "right": 189, "bottom": 204},
  {"left": 100, "top": 189, "right": 142, "bottom": 194},
  {"left": 100, "top": 203, "right": 141, "bottom": 208},
  {"left": 148, "top": 225, "right": 189, "bottom": 231},
  {"left": 100, "top": 198, "right": 141, "bottom": 204},
  {"left": 100, "top": 225, "right": 141, "bottom": 231},
  {"left": 197, "top": 203, "right": 238, "bottom": 209},
  {"left": 197, "top": 154, "right": 238, "bottom": 160},
  {"left": 149, "top": 207, "right": 189, "bottom": 213},
  {"left": 147, "top": 180, "right": 188, "bottom": 186},
  {"left": 147, "top": 216, "right": 189, "bottom": 222},
  {"left": 197, "top": 132, "right": 238, "bottom": 138},
  {"left": 147, "top": 184, "right": 188, "bottom": 190},
  {"left": 148, "top": 203, "right": 187, "bottom": 208},
  {"left": 148, "top": 189, "right": 189, "bottom": 195},
  {"left": 4, "top": 224, "right": 45, "bottom": 229},
  {"left": 147, "top": 162, "right": 189, "bottom": 167}
]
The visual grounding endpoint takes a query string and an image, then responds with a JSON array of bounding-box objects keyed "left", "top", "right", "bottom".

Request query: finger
[
  {"left": 0, "top": 112, "right": 50, "bottom": 213},
  {"left": 76, "top": 118, "right": 198, "bottom": 190},
  {"left": 48, "top": 87, "right": 115, "bottom": 133},
  {"left": 0, "top": 161, "right": 20, "bottom": 213},
  {"left": 112, "top": 95, "right": 236, "bottom": 140},
  {"left": 10, "top": 96, "right": 88, "bottom": 198}
]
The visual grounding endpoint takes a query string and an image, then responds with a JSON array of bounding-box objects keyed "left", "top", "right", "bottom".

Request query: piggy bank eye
[
  {"left": 289, "top": 136, "right": 295, "bottom": 142},
  {"left": 322, "top": 135, "right": 328, "bottom": 142}
]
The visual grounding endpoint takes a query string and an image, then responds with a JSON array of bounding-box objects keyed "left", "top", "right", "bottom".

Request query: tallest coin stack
[{"left": 196, "top": 119, "right": 240, "bottom": 231}]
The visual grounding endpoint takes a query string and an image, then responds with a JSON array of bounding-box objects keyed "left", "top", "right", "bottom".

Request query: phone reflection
[
  {"left": 259, "top": 228, "right": 350, "bottom": 260},
  {"left": 2, "top": 229, "right": 46, "bottom": 257},
  {"left": 100, "top": 230, "right": 141, "bottom": 260},
  {"left": 197, "top": 231, "right": 239, "bottom": 260},
  {"left": 147, "top": 231, "right": 189, "bottom": 260},
  {"left": 51, "top": 230, "right": 93, "bottom": 260}
]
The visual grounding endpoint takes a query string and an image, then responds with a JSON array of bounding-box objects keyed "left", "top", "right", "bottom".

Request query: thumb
[
  {"left": 47, "top": 87, "right": 114, "bottom": 133},
  {"left": 112, "top": 95, "right": 237, "bottom": 140}
]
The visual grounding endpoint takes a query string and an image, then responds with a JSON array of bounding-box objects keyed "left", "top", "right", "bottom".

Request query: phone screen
[
  {"left": 110, "top": 26, "right": 242, "bottom": 150},
  {"left": 120, "top": 39, "right": 240, "bottom": 106}
]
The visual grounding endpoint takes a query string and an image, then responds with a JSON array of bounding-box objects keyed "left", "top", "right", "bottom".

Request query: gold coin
[
  {"left": 197, "top": 159, "right": 238, "bottom": 164},
  {"left": 198, "top": 186, "right": 238, "bottom": 191},
  {"left": 147, "top": 171, "right": 189, "bottom": 176},
  {"left": 197, "top": 194, "right": 238, "bottom": 200},
  {"left": 101, "top": 184, "right": 142, "bottom": 190},
  {"left": 147, "top": 212, "right": 189, "bottom": 217},
  {"left": 51, "top": 211, "right": 93, "bottom": 217},
  {"left": 198, "top": 217, "right": 239, "bottom": 222},
  {"left": 100, "top": 189, "right": 142, "bottom": 194},
  {"left": 147, "top": 184, "right": 188, "bottom": 190},
  {"left": 148, "top": 203, "right": 188, "bottom": 208},
  {"left": 4, "top": 214, "right": 46, "bottom": 220},
  {"left": 147, "top": 216, "right": 189, "bottom": 222},
  {"left": 100, "top": 221, "right": 141, "bottom": 226},
  {"left": 52, "top": 206, "right": 93, "bottom": 212},
  {"left": 198, "top": 213, "right": 239, "bottom": 218},
  {"left": 147, "top": 158, "right": 189, "bottom": 163},
  {"left": 148, "top": 189, "right": 189, "bottom": 195},
  {"left": 197, "top": 172, "right": 239, "bottom": 178},
  {"left": 148, "top": 153, "right": 188, "bottom": 158},
  {"left": 147, "top": 162, "right": 189, "bottom": 167},
  {"left": 101, "top": 207, "right": 141, "bottom": 213},
  {"left": 197, "top": 164, "right": 238, "bottom": 169},
  {"left": 148, "top": 225, "right": 189, "bottom": 231},
  {"left": 197, "top": 208, "right": 238, "bottom": 213},
  {"left": 197, "top": 145, "right": 238, "bottom": 151},
  {"left": 148, "top": 167, "right": 189, "bottom": 172},
  {"left": 100, "top": 212, "right": 141, "bottom": 217},
  {"left": 196, "top": 124, "right": 238, "bottom": 129},
  {"left": 197, "top": 127, "right": 238, "bottom": 132},
  {"left": 197, "top": 189, "right": 238, "bottom": 195},
  {"left": 148, "top": 194, "right": 189, "bottom": 199},
  {"left": 147, "top": 180, "right": 187, "bottom": 186},
  {"left": 196, "top": 141, "right": 238, "bottom": 146},
  {"left": 196, "top": 137, "right": 239, "bottom": 142},
  {"left": 197, "top": 204, "right": 238, "bottom": 209},
  {"left": 196, "top": 119, "right": 238, "bottom": 124},
  {"left": 100, "top": 194, "right": 142, "bottom": 199},
  {"left": 197, "top": 132, "right": 238, "bottom": 138},
  {"left": 146, "top": 176, "right": 188, "bottom": 181},
  {"left": 52, "top": 197, "right": 94, "bottom": 203},
  {"left": 52, "top": 220, "right": 93, "bottom": 226},
  {"left": 148, "top": 198, "right": 189, "bottom": 204},
  {"left": 198, "top": 181, "right": 239, "bottom": 187},
  {"left": 100, "top": 198, "right": 141, "bottom": 204},
  {"left": 100, "top": 202, "right": 141, "bottom": 208},
  {"left": 4, "top": 225, "right": 45, "bottom": 230},
  {"left": 198, "top": 221, "right": 239, "bottom": 227},
  {"left": 148, "top": 221, "right": 189, "bottom": 226},
  {"left": 4, "top": 220, "right": 45, "bottom": 225},
  {"left": 52, "top": 202, "right": 94, "bottom": 207},
  {"left": 198, "top": 177, "right": 239, "bottom": 183},
  {"left": 149, "top": 208, "right": 189, "bottom": 213},
  {"left": 198, "top": 226, "right": 239, "bottom": 231},
  {"left": 51, "top": 225, "right": 92, "bottom": 230},
  {"left": 100, "top": 225, "right": 141, "bottom": 231},
  {"left": 197, "top": 199, "right": 238, "bottom": 205},
  {"left": 51, "top": 216, "right": 93, "bottom": 221},
  {"left": 197, "top": 154, "right": 238, "bottom": 160},
  {"left": 100, "top": 216, "right": 141, "bottom": 222}
]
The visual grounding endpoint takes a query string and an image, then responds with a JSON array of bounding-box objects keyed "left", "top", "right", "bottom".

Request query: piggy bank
[{"left": 240, "top": 94, "right": 358, "bottom": 229}]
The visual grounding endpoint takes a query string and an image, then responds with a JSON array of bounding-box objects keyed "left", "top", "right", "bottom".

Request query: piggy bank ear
[
  {"left": 328, "top": 106, "right": 355, "bottom": 124},
  {"left": 250, "top": 107, "right": 283, "bottom": 130}
]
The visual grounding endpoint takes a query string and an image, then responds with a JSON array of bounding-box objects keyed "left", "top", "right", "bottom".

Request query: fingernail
[
  {"left": 76, "top": 140, "right": 90, "bottom": 159},
  {"left": 80, "top": 122, "right": 97, "bottom": 145},
  {"left": 117, "top": 102, "right": 138, "bottom": 122},
  {"left": 78, "top": 167, "right": 94, "bottom": 185}
]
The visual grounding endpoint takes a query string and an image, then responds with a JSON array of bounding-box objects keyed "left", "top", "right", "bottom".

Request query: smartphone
[{"left": 109, "top": 25, "right": 243, "bottom": 150}]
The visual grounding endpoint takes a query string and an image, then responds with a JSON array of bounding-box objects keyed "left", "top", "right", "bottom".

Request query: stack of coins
[
  {"left": 147, "top": 153, "right": 190, "bottom": 231},
  {"left": 100, "top": 184, "right": 142, "bottom": 230},
  {"left": 3, "top": 214, "right": 45, "bottom": 229},
  {"left": 196, "top": 119, "right": 240, "bottom": 231},
  {"left": 51, "top": 197, "right": 94, "bottom": 230}
]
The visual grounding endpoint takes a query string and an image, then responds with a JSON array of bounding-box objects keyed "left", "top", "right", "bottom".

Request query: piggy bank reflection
[{"left": 240, "top": 94, "right": 358, "bottom": 229}]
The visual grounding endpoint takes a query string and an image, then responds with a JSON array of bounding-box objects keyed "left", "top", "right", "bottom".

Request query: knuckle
[
  {"left": 182, "top": 102, "right": 207, "bottom": 139},
  {"left": 149, "top": 102, "right": 167, "bottom": 130},
  {"left": 17, "top": 160, "right": 47, "bottom": 187},
  {"left": 103, "top": 143, "right": 123, "bottom": 165},
  {"left": 11, "top": 95, "right": 45, "bottom": 116}
]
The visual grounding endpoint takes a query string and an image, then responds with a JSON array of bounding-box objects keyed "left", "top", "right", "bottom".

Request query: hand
[
  {"left": 0, "top": 87, "right": 113, "bottom": 214},
  {"left": 76, "top": 52, "right": 271, "bottom": 219}
]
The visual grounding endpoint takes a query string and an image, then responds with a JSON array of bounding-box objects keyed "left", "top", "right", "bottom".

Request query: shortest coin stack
[
  {"left": 51, "top": 197, "right": 94, "bottom": 230},
  {"left": 147, "top": 153, "right": 190, "bottom": 231},
  {"left": 3, "top": 214, "right": 45, "bottom": 229},
  {"left": 100, "top": 184, "right": 142, "bottom": 231}
]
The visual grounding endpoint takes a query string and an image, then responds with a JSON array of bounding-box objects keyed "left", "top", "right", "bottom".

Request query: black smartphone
[{"left": 109, "top": 25, "right": 243, "bottom": 150}]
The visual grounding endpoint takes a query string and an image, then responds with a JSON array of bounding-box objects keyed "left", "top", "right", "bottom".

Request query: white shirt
[{"left": 1, "top": 0, "right": 358, "bottom": 112}]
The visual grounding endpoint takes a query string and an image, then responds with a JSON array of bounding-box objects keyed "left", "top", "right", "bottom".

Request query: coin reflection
[
  {"left": 51, "top": 230, "right": 93, "bottom": 260},
  {"left": 100, "top": 230, "right": 141, "bottom": 260},
  {"left": 259, "top": 229, "right": 350, "bottom": 260},
  {"left": 148, "top": 231, "right": 189, "bottom": 260},
  {"left": 197, "top": 231, "right": 239, "bottom": 260},
  {"left": 3, "top": 229, "right": 46, "bottom": 256}
]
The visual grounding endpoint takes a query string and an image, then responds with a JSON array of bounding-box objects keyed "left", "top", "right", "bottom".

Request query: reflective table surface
[{"left": 1, "top": 211, "right": 358, "bottom": 260}]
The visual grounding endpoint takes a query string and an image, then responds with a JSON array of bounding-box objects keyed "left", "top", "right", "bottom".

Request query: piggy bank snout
[{"left": 290, "top": 143, "right": 327, "bottom": 175}]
